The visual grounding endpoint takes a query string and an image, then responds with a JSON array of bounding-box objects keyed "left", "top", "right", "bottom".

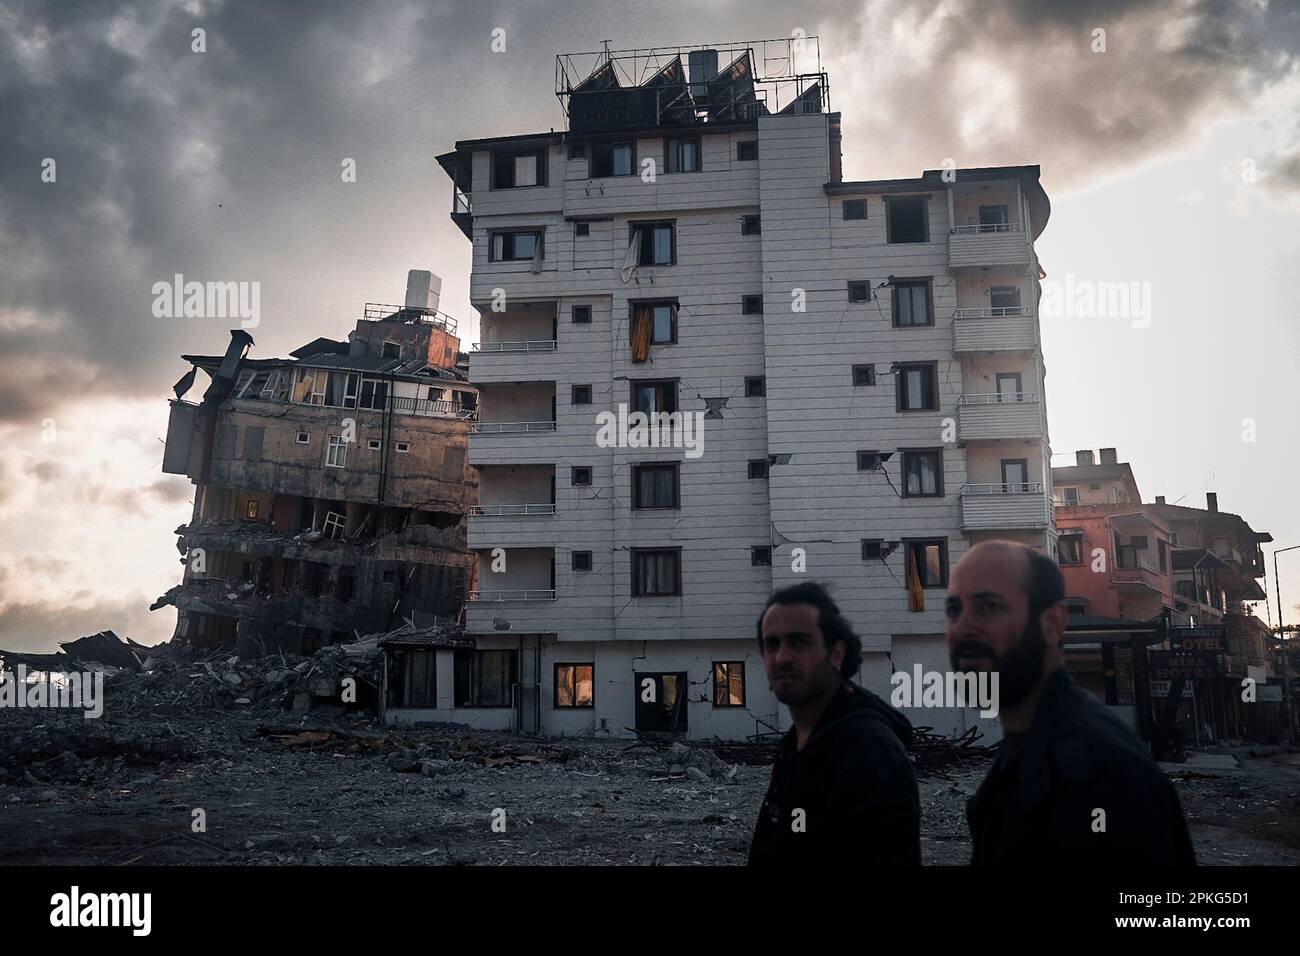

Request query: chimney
[
  {"left": 1075, "top": 450, "right": 1095, "bottom": 466},
  {"left": 405, "top": 270, "right": 442, "bottom": 312},
  {"left": 1155, "top": 495, "right": 1166, "bottom": 504},
  {"left": 1099, "top": 448, "right": 1118, "bottom": 464},
  {"left": 1207, "top": 492, "right": 1218, "bottom": 513}
]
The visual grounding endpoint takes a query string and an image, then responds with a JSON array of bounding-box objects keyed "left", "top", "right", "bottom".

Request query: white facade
[{"left": 436, "top": 109, "right": 1053, "bottom": 740}]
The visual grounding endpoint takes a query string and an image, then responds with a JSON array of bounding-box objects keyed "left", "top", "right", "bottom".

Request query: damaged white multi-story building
[
  {"left": 157, "top": 273, "right": 480, "bottom": 661},
  {"left": 429, "top": 39, "right": 1056, "bottom": 740}
]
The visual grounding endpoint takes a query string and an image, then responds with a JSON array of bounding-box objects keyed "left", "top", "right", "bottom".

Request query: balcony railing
[
  {"left": 387, "top": 396, "right": 478, "bottom": 418},
  {"left": 474, "top": 340, "right": 558, "bottom": 352},
  {"left": 363, "top": 302, "right": 457, "bottom": 335},
  {"left": 953, "top": 306, "right": 1032, "bottom": 318},
  {"left": 957, "top": 394, "right": 1043, "bottom": 441},
  {"left": 958, "top": 392, "right": 1039, "bottom": 405},
  {"left": 964, "top": 481, "right": 1045, "bottom": 495},
  {"left": 471, "top": 421, "right": 558, "bottom": 434},
  {"left": 468, "top": 589, "right": 557, "bottom": 602},
  {"left": 468, "top": 503, "right": 556, "bottom": 516},
  {"left": 951, "top": 222, "right": 1023, "bottom": 235}
]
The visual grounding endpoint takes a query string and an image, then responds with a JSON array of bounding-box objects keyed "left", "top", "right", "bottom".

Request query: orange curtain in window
[
  {"left": 631, "top": 305, "right": 653, "bottom": 363},
  {"left": 907, "top": 546, "right": 926, "bottom": 612}
]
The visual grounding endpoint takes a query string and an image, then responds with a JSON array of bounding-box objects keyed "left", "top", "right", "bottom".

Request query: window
[
  {"left": 742, "top": 294, "right": 763, "bottom": 315},
  {"left": 572, "top": 384, "right": 592, "bottom": 404},
  {"left": 990, "top": 285, "right": 1022, "bottom": 310},
  {"left": 737, "top": 141, "right": 758, "bottom": 161},
  {"left": 631, "top": 379, "right": 677, "bottom": 416},
  {"left": 1000, "top": 459, "right": 1030, "bottom": 492},
  {"left": 633, "top": 463, "right": 679, "bottom": 509},
  {"left": 751, "top": 546, "right": 772, "bottom": 566},
  {"left": 858, "top": 450, "right": 884, "bottom": 471},
  {"left": 886, "top": 196, "right": 929, "bottom": 243},
  {"left": 245, "top": 500, "right": 259, "bottom": 519},
  {"left": 664, "top": 135, "right": 701, "bottom": 173},
  {"left": 649, "top": 303, "right": 676, "bottom": 342},
  {"left": 492, "top": 150, "right": 544, "bottom": 188},
  {"left": 853, "top": 364, "right": 876, "bottom": 386},
  {"left": 631, "top": 221, "right": 675, "bottom": 266},
  {"left": 745, "top": 376, "right": 766, "bottom": 398},
  {"left": 748, "top": 459, "right": 768, "bottom": 479},
  {"left": 490, "top": 230, "right": 543, "bottom": 262},
  {"left": 713, "top": 662, "right": 745, "bottom": 707},
  {"left": 396, "top": 441, "right": 410, "bottom": 453},
  {"left": 568, "top": 142, "right": 586, "bottom": 160},
  {"left": 896, "top": 363, "right": 938, "bottom": 411},
  {"left": 1058, "top": 534, "right": 1084, "bottom": 565},
  {"left": 842, "top": 200, "right": 866, "bottom": 220},
  {"left": 326, "top": 435, "right": 347, "bottom": 468},
  {"left": 741, "top": 215, "right": 761, "bottom": 236},
  {"left": 902, "top": 449, "right": 943, "bottom": 497},
  {"left": 978, "top": 204, "right": 1009, "bottom": 230},
  {"left": 554, "top": 663, "right": 594, "bottom": 708},
  {"left": 454, "top": 650, "right": 516, "bottom": 708},
  {"left": 996, "top": 373, "right": 1023, "bottom": 401},
  {"left": 296, "top": 431, "right": 309, "bottom": 445},
  {"left": 892, "top": 279, "right": 933, "bottom": 327},
  {"left": 322, "top": 510, "right": 345, "bottom": 540},
  {"left": 1158, "top": 539, "right": 1168, "bottom": 572},
  {"left": 906, "top": 539, "right": 948, "bottom": 588},
  {"left": 848, "top": 280, "right": 871, "bottom": 303},
  {"left": 632, "top": 549, "right": 681, "bottom": 596},
  {"left": 367, "top": 439, "right": 381, "bottom": 451},
  {"left": 382, "top": 342, "right": 401, "bottom": 359},
  {"left": 572, "top": 466, "right": 592, "bottom": 486},
  {"left": 391, "top": 649, "right": 436, "bottom": 707},
  {"left": 1061, "top": 486, "right": 1080, "bottom": 506},
  {"left": 572, "top": 304, "right": 591, "bottom": 324},
  {"left": 572, "top": 551, "right": 592, "bottom": 572},
  {"left": 358, "top": 378, "right": 389, "bottom": 410},
  {"left": 292, "top": 368, "right": 328, "bottom": 406},
  {"left": 862, "top": 539, "right": 884, "bottom": 560},
  {"left": 592, "top": 141, "right": 634, "bottom": 177}
]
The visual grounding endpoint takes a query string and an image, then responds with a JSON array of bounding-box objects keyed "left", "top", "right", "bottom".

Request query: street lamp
[{"left": 1274, "top": 544, "right": 1300, "bottom": 745}]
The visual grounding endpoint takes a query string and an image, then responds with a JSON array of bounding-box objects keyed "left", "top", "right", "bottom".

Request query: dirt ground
[{"left": 2, "top": 705, "right": 1298, "bottom": 866}]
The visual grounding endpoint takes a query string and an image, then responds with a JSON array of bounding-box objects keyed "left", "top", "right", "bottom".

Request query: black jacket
[
  {"left": 967, "top": 668, "right": 1196, "bottom": 866},
  {"left": 748, "top": 680, "right": 921, "bottom": 866}
]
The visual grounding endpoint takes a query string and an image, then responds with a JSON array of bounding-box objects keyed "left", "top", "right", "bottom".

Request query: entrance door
[
  {"left": 1000, "top": 458, "right": 1029, "bottom": 493},
  {"left": 634, "top": 671, "right": 688, "bottom": 734}
]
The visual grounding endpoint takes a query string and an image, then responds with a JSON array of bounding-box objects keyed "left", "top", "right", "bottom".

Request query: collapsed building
[{"left": 155, "top": 271, "right": 479, "bottom": 658}]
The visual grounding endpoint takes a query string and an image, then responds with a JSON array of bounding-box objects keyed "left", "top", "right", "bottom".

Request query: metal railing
[
  {"left": 362, "top": 302, "right": 458, "bottom": 335},
  {"left": 952, "top": 306, "right": 1032, "bottom": 318},
  {"left": 471, "top": 421, "right": 558, "bottom": 433},
  {"left": 387, "top": 395, "right": 477, "bottom": 418},
  {"left": 951, "top": 222, "right": 1023, "bottom": 234},
  {"left": 959, "top": 392, "right": 1039, "bottom": 405},
  {"left": 469, "top": 503, "right": 557, "bottom": 516},
  {"left": 474, "top": 340, "right": 558, "bottom": 352},
  {"left": 469, "top": 589, "right": 557, "bottom": 602},
  {"left": 962, "top": 482, "right": 1045, "bottom": 495}
]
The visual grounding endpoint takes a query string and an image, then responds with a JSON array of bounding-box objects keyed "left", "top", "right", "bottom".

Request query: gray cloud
[{"left": 0, "top": 593, "right": 172, "bottom": 653}]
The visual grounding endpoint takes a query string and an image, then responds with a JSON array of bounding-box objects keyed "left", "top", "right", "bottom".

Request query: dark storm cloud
[
  {"left": 0, "top": 593, "right": 170, "bottom": 652},
  {"left": 1, "top": 0, "right": 1297, "bottom": 428}
]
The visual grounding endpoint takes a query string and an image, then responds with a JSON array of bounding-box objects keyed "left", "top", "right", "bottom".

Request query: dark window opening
[
  {"left": 896, "top": 363, "right": 938, "bottom": 411},
  {"left": 901, "top": 449, "right": 943, "bottom": 497},
  {"left": 892, "top": 279, "right": 933, "bottom": 327},
  {"left": 713, "top": 662, "right": 746, "bottom": 707},
  {"left": 592, "top": 141, "right": 634, "bottom": 177},
  {"left": 572, "top": 384, "right": 592, "bottom": 404},
  {"left": 843, "top": 200, "right": 867, "bottom": 220},
  {"left": 742, "top": 294, "right": 763, "bottom": 314},
  {"left": 664, "top": 135, "right": 701, "bottom": 173},
  {"left": 748, "top": 459, "right": 768, "bottom": 479},
  {"left": 631, "top": 379, "right": 677, "bottom": 416},
  {"left": 572, "top": 551, "right": 592, "bottom": 572},
  {"left": 633, "top": 463, "right": 679, "bottom": 509},
  {"left": 853, "top": 364, "right": 876, "bottom": 386},
  {"left": 737, "top": 141, "right": 758, "bottom": 161},
  {"left": 572, "top": 304, "right": 592, "bottom": 324},
  {"left": 575, "top": 221, "right": 590, "bottom": 237},
  {"left": 490, "top": 230, "right": 543, "bottom": 262},
  {"left": 572, "top": 466, "right": 592, "bottom": 486},
  {"left": 741, "top": 215, "right": 761, "bottom": 236},
  {"left": 886, "top": 197, "right": 928, "bottom": 243},
  {"left": 491, "top": 150, "right": 545, "bottom": 189},
  {"left": 848, "top": 280, "right": 871, "bottom": 303},
  {"left": 1058, "top": 534, "right": 1084, "bottom": 566},
  {"left": 751, "top": 546, "right": 772, "bottom": 566},
  {"left": 454, "top": 649, "right": 516, "bottom": 708},
  {"left": 862, "top": 539, "right": 884, "bottom": 560},
  {"left": 632, "top": 549, "right": 681, "bottom": 596},
  {"left": 631, "top": 221, "right": 675, "bottom": 266},
  {"left": 906, "top": 539, "right": 948, "bottom": 588}
]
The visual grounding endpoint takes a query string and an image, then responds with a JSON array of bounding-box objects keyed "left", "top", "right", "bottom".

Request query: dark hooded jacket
[
  {"left": 748, "top": 680, "right": 920, "bottom": 866},
  {"left": 967, "top": 667, "right": 1196, "bottom": 866}
]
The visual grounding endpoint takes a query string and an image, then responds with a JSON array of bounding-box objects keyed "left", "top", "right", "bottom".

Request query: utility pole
[{"left": 1274, "top": 544, "right": 1299, "bottom": 745}]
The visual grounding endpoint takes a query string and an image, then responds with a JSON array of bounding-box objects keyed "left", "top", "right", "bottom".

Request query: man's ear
[
  {"left": 1040, "top": 602, "right": 1068, "bottom": 648},
  {"left": 830, "top": 638, "right": 846, "bottom": 672}
]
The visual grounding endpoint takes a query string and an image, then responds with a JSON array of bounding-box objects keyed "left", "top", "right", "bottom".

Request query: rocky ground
[{"left": 1, "top": 646, "right": 1297, "bottom": 865}]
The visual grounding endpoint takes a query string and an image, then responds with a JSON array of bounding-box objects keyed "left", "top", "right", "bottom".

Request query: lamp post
[{"left": 1274, "top": 544, "right": 1300, "bottom": 745}]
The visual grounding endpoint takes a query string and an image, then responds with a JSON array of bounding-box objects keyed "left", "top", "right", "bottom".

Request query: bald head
[{"left": 956, "top": 540, "right": 1065, "bottom": 617}]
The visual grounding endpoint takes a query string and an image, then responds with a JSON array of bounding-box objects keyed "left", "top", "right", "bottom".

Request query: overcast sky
[{"left": 2, "top": 0, "right": 1298, "bottom": 652}]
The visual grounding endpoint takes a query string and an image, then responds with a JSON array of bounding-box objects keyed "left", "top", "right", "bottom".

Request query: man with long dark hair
[{"left": 748, "top": 581, "right": 920, "bottom": 865}]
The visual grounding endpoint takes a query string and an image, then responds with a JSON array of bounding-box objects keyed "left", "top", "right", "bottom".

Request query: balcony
[
  {"left": 960, "top": 482, "right": 1051, "bottom": 531},
  {"left": 952, "top": 306, "right": 1037, "bottom": 353},
  {"left": 473, "top": 340, "right": 557, "bottom": 353},
  {"left": 1114, "top": 550, "right": 1164, "bottom": 592},
  {"left": 948, "top": 223, "right": 1031, "bottom": 270},
  {"left": 471, "top": 421, "right": 557, "bottom": 434},
  {"left": 957, "top": 393, "right": 1043, "bottom": 441}
]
